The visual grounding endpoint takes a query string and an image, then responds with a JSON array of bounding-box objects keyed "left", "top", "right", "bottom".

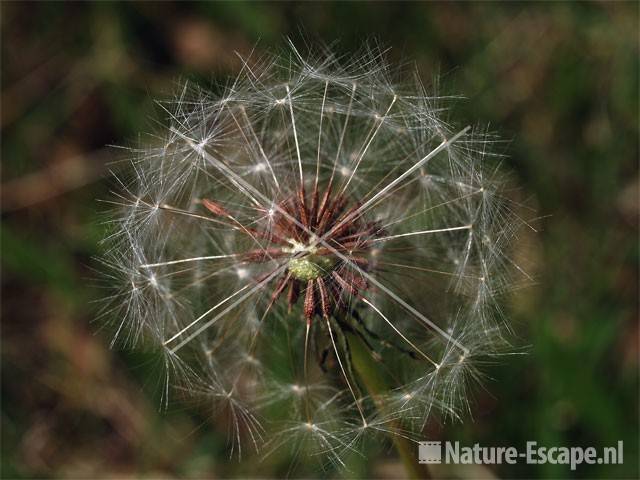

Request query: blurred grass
[{"left": 1, "top": 2, "right": 638, "bottom": 478}]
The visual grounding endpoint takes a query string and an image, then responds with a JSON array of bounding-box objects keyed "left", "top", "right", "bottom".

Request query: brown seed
[
  {"left": 317, "top": 277, "right": 331, "bottom": 319},
  {"left": 309, "top": 182, "right": 320, "bottom": 228},
  {"left": 267, "top": 272, "right": 292, "bottom": 311},
  {"left": 304, "top": 279, "right": 316, "bottom": 321},
  {"left": 201, "top": 198, "right": 231, "bottom": 217},
  {"left": 331, "top": 271, "right": 359, "bottom": 297},
  {"left": 316, "top": 181, "right": 333, "bottom": 225},
  {"left": 330, "top": 202, "right": 362, "bottom": 239},
  {"left": 296, "top": 186, "right": 310, "bottom": 229}
]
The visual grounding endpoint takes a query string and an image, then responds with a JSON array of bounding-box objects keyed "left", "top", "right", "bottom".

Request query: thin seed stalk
[{"left": 346, "top": 330, "right": 431, "bottom": 479}]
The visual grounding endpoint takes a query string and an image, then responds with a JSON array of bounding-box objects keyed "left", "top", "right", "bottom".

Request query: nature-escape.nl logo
[{"left": 419, "top": 440, "right": 624, "bottom": 471}]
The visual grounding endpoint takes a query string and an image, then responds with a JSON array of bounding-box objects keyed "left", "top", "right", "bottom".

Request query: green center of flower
[
  {"left": 284, "top": 239, "right": 336, "bottom": 281},
  {"left": 288, "top": 254, "right": 336, "bottom": 281}
]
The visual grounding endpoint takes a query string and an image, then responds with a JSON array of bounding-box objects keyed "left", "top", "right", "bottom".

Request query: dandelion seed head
[{"left": 98, "top": 42, "right": 530, "bottom": 465}]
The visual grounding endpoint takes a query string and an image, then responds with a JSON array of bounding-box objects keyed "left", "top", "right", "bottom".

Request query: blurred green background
[{"left": 1, "top": 2, "right": 638, "bottom": 478}]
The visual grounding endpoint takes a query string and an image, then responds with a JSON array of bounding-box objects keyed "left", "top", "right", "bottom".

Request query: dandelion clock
[{"left": 98, "top": 43, "right": 529, "bottom": 476}]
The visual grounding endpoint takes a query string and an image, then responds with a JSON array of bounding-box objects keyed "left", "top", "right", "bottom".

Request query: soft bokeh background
[{"left": 1, "top": 2, "right": 638, "bottom": 479}]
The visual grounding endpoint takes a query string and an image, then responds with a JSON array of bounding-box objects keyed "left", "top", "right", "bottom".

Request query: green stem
[{"left": 346, "top": 331, "right": 432, "bottom": 479}]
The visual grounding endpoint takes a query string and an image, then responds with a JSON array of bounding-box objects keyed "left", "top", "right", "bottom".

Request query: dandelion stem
[
  {"left": 325, "top": 317, "right": 367, "bottom": 424},
  {"left": 346, "top": 330, "right": 431, "bottom": 479}
]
